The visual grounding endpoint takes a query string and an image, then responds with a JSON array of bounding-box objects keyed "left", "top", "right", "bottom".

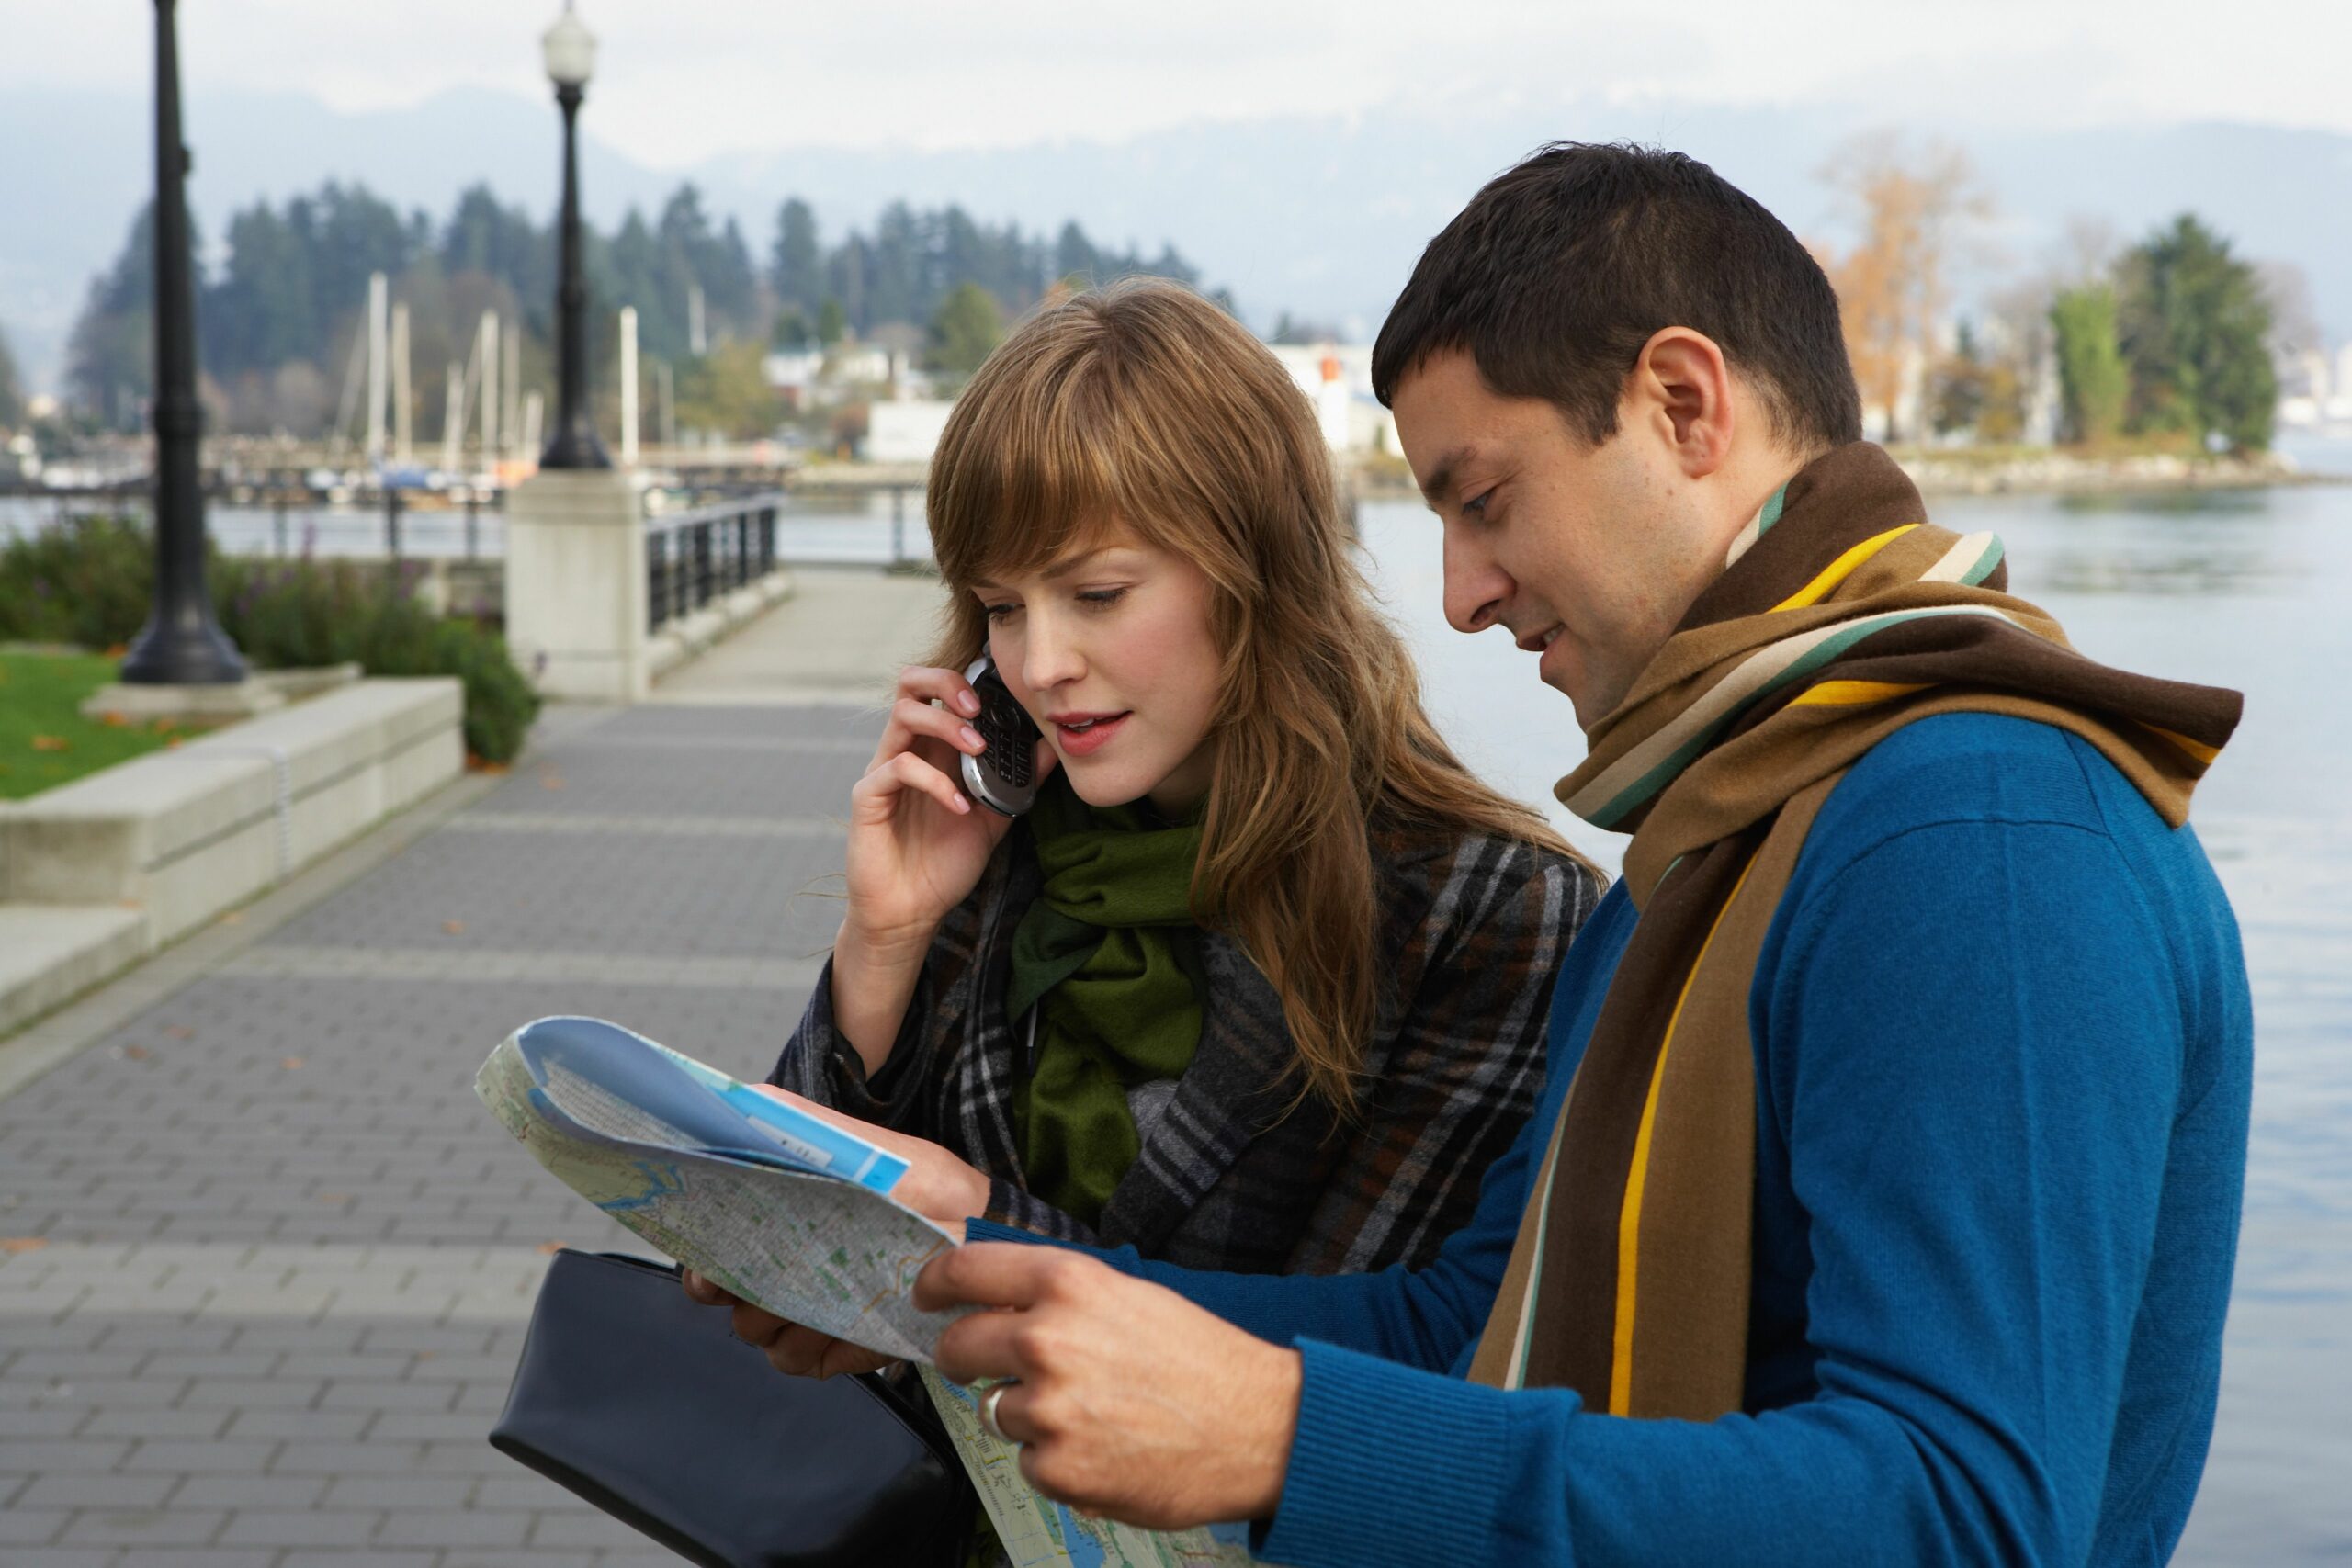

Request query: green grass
[{"left": 0, "top": 650, "right": 191, "bottom": 800}]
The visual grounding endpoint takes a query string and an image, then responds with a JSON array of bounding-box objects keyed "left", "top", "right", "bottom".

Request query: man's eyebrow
[{"left": 1420, "top": 446, "right": 1476, "bottom": 508}]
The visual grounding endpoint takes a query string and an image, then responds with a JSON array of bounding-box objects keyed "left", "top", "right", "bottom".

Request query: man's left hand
[{"left": 915, "top": 1243, "right": 1301, "bottom": 1531}]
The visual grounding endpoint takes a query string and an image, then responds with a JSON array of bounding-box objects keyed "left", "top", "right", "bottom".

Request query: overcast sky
[{"left": 10, "top": 1, "right": 2350, "bottom": 166}]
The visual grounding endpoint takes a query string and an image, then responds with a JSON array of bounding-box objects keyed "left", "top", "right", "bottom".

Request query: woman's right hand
[
  {"left": 682, "top": 1270, "right": 898, "bottom": 1380},
  {"left": 831, "top": 665, "right": 1055, "bottom": 1069},
  {"left": 842, "top": 666, "right": 1023, "bottom": 946}
]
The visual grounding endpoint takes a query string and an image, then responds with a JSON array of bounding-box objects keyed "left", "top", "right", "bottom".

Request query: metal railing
[{"left": 646, "top": 491, "right": 782, "bottom": 632}]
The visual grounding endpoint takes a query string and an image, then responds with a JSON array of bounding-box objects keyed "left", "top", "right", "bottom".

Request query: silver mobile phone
[{"left": 959, "top": 656, "right": 1042, "bottom": 816}]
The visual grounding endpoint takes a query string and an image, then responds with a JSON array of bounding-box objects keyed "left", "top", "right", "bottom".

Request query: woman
[{"left": 699, "top": 279, "right": 1603, "bottom": 1359}]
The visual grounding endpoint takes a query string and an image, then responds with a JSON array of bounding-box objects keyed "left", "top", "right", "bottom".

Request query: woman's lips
[{"left": 1052, "top": 712, "right": 1131, "bottom": 758}]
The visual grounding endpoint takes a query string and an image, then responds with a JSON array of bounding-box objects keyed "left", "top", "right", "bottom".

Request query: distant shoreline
[{"left": 1348, "top": 447, "right": 2342, "bottom": 502}]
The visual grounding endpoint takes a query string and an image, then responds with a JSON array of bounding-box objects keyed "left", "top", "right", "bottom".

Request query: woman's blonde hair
[{"left": 926, "top": 278, "right": 1585, "bottom": 1113}]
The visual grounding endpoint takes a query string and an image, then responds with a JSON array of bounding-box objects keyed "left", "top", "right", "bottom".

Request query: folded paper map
[{"left": 477, "top": 1014, "right": 1253, "bottom": 1565}]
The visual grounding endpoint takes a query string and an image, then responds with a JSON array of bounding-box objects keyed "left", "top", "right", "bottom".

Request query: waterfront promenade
[{"left": 0, "top": 578, "right": 939, "bottom": 1564}]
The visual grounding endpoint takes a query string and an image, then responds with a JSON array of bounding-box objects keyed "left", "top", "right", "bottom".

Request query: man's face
[{"left": 1391, "top": 348, "right": 1724, "bottom": 730}]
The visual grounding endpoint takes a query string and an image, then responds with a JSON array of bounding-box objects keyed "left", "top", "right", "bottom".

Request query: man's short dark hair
[{"left": 1373, "top": 142, "right": 1863, "bottom": 452}]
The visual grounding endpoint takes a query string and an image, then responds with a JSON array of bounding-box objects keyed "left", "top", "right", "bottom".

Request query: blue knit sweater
[{"left": 969, "top": 714, "right": 2253, "bottom": 1566}]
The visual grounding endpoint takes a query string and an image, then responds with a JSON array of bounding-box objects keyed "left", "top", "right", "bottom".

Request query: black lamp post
[
  {"left": 537, "top": 5, "right": 610, "bottom": 470},
  {"left": 121, "top": 0, "right": 247, "bottom": 685}
]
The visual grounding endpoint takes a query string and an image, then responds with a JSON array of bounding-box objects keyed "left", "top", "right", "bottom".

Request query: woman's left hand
[{"left": 743, "top": 1086, "right": 993, "bottom": 1231}]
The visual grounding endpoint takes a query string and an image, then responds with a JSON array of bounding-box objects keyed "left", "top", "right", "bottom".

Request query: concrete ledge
[
  {"left": 0, "top": 906, "right": 147, "bottom": 1037},
  {"left": 648, "top": 568, "right": 795, "bottom": 682},
  {"left": 0, "top": 677, "right": 465, "bottom": 967}
]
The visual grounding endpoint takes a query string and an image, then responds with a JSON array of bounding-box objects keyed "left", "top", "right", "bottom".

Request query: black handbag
[{"left": 489, "top": 1248, "right": 971, "bottom": 1568}]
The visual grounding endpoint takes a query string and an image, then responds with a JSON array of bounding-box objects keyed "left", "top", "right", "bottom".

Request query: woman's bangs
[{"left": 931, "top": 364, "right": 1157, "bottom": 589}]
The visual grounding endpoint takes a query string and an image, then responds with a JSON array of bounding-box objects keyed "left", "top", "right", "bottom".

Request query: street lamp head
[{"left": 542, "top": 5, "right": 596, "bottom": 89}]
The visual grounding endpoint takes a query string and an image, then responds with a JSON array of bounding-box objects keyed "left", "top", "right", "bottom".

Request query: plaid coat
[{"left": 771, "top": 815, "right": 1602, "bottom": 1275}]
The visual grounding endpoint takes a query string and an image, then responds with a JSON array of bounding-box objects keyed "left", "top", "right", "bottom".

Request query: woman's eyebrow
[{"left": 1040, "top": 547, "right": 1129, "bottom": 582}]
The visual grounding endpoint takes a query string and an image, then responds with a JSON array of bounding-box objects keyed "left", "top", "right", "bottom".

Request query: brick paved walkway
[{"left": 0, "top": 700, "right": 885, "bottom": 1566}]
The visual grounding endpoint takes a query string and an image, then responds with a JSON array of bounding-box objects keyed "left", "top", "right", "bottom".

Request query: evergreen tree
[
  {"left": 2051, "top": 283, "right": 2129, "bottom": 446},
  {"left": 207, "top": 203, "right": 315, "bottom": 378},
  {"left": 440, "top": 184, "right": 550, "bottom": 309},
  {"left": 0, "top": 321, "right": 23, "bottom": 429},
  {"left": 769, "top": 198, "right": 821, "bottom": 315},
  {"left": 2114, "top": 214, "right": 2278, "bottom": 451},
  {"left": 927, "top": 283, "right": 1005, "bottom": 380},
  {"left": 66, "top": 202, "right": 185, "bottom": 423}
]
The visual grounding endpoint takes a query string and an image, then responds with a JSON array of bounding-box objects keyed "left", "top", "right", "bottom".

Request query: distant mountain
[{"left": 6, "top": 84, "right": 2348, "bottom": 394}]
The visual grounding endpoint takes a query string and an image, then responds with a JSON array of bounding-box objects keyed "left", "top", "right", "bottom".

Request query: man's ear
[{"left": 1625, "top": 327, "right": 1736, "bottom": 479}]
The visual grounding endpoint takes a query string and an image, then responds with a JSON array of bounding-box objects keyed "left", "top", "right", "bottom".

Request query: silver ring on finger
[{"left": 978, "top": 1380, "right": 1019, "bottom": 1446}]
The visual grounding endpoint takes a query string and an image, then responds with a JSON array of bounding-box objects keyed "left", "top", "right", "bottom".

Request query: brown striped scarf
[{"left": 1466, "top": 441, "right": 2242, "bottom": 1417}]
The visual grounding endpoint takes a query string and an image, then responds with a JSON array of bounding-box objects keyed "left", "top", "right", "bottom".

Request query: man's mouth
[{"left": 1513, "top": 625, "right": 1565, "bottom": 655}]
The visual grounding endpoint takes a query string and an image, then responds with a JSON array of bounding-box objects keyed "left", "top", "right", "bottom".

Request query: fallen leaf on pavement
[
  {"left": 0, "top": 1238, "right": 49, "bottom": 1255},
  {"left": 116, "top": 1044, "right": 152, "bottom": 1061},
  {"left": 281, "top": 1055, "right": 306, "bottom": 1070},
  {"left": 442, "top": 919, "right": 467, "bottom": 935},
  {"left": 164, "top": 1025, "right": 195, "bottom": 1040}
]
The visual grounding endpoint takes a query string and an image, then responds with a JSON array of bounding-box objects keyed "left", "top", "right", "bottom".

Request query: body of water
[
  {"left": 0, "top": 490, "right": 924, "bottom": 566},
  {"left": 1358, "top": 449, "right": 2351, "bottom": 1564}
]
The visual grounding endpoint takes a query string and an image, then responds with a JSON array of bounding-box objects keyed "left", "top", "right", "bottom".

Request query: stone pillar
[{"left": 503, "top": 468, "right": 648, "bottom": 702}]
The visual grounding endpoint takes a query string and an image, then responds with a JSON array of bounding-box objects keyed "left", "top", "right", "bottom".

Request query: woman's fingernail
[
  {"left": 960, "top": 725, "right": 984, "bottom": 750},
  {"left": 957, "top": 692, "right": 980, "bottom": 716},
  {"left": 953, "top": 794, "right": 971, "bottom": 814}
]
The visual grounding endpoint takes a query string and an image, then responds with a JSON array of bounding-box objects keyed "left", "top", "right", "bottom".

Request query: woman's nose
[{"left": 1021, "top": 610, "right": 1086, "bottom": 693}]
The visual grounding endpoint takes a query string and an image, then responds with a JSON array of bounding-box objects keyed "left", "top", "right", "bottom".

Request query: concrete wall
[{"left": 0, "top": 678, "right": 464, "bottom": 949}]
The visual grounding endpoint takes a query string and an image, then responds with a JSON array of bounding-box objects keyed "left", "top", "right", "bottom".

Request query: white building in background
[
  {"left": 2278, "top": 341, "right": 2352, "bottom": 430},
  {"left": 867, "top": 400, "right": 956, "bottom": 463},
  {"left": 1266, "top": 343, "right": 1398, "bottom": 454}
]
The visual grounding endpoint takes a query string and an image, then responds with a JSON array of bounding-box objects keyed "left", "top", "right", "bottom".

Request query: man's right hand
[{"left": 681, "top": 1269, "right": 899, "bottom": 1380}]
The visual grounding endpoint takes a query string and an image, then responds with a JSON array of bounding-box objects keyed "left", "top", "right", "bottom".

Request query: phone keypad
[{"left": 976, "top": 687, "right": 1035, "bottom": 788}]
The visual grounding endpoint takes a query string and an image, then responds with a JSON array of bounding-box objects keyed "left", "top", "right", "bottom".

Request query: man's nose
[{"left": 1442, "top": 526, "right": 1510, "bottom": 636}]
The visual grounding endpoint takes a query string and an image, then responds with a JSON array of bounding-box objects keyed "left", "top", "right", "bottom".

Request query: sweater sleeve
[{"left": 1256, "top": 815, "right": 2187, "bottom": 1568}]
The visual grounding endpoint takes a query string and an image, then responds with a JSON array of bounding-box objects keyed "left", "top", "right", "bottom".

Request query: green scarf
[{"left": 1003, "top": 777, "right": 1207, "bottom": 1231}]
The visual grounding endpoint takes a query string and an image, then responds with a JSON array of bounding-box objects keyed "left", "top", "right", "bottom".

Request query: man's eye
[{"left": 1464, "top": 490, "right": 1493, "bottom": 519}]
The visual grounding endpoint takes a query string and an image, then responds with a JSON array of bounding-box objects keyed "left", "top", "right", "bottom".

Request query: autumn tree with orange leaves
[{"left": 1814, "top": 135, "right": 1990, "bottom": 443}]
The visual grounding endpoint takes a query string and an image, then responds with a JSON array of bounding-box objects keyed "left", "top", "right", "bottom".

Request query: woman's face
[{"left": 971, "top": 530, "right": 1223, "bottom": 815}]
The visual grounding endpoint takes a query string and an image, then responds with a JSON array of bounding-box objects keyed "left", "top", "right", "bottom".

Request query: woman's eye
[
  {"left": 1077, "top": 587, "right": 1128, "bottom": 609},
  {"left": 982, "top": 602, "right": 1019, "bottom": 622}
]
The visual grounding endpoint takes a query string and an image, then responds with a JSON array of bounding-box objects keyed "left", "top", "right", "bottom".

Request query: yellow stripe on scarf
[
  {"left": 1611, "top": 851, "right": 1760, "bottom": 1415},
  {"left": 1770, "top": 525, "right": 1920, "bottom": 613},
  {"left": 2140, "top": 720, "right": 2222, "bottom": 765},
  {"left": 1789, "top": 680, "right": 1933, "bottom": 708}
]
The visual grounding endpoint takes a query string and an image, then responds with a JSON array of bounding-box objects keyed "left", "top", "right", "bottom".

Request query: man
[{"left": 763, "top": 144, "right": 2255, "bottom": 1565}]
